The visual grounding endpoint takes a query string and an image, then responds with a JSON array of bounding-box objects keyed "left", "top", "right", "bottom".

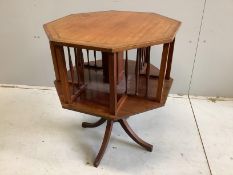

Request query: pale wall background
[{"left": 0, "top": 0, "right": 232, "bottom": 97}]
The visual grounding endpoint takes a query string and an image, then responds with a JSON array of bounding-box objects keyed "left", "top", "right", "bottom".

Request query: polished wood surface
[
  {"left": 156, "top": 43, "right": 170, "bottom": 102},
  {"left": 82, "top": 118, "right": 106, "bottom": 128},
  {"left": 93, "top": 120, "right": 113, "bottom": 167},
  {"left": 44, "top": 11, "right": 181, "bottom": 52},
  {"left": 59, "top": 60, "right": 173, "bottom": 120},
  {"left": 44, "top": 10, "right": 181, "bottom": 167}
]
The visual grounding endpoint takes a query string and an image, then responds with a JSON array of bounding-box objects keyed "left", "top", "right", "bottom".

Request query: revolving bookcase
[{"left": 44, "top": 10, "right": 181, "bottom": 167}]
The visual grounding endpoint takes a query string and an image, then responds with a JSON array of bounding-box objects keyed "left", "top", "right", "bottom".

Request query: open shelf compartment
[{"left": 57, "top": 60, "right": 173, "bottom": 120}]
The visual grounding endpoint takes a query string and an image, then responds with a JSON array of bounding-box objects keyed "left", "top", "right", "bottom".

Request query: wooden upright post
[
  {"left": 102, "top": 52, "right": 124, "bottom": 84},
  {"left": 52, "top": 43, "right": 71, "bottom": 104},
  {"left": 165, "top": 38, "right": 175, "bottom": 80},
  {"left": 108, "top": 53, "right": 117, "bottom": 115},
  {"left": 49, "top": 41, "right": 60, "bottom": 81},
  {"left": 156, "top": 43, "right": 170, "bottom": 102}
]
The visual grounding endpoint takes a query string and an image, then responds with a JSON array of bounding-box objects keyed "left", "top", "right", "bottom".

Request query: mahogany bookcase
[{"left": 44, "top": 10, "right": 181, "bottom": 167}]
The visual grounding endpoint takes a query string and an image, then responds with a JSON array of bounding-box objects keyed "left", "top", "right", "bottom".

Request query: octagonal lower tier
[{"left": 56, "top": 60, "right": 172, "bottom": 120}]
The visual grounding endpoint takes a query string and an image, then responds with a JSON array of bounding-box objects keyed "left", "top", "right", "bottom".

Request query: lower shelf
[{"left": 60, "top": 60, "right": 173, "bottom": 120}]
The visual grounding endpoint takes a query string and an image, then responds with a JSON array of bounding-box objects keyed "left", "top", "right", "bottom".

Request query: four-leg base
[{"left": 82, "top": 118, "right": 153, "bottom": 167}]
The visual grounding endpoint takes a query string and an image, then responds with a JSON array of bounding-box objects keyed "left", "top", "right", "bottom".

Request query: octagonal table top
[{"left": 44, "top": 10, "right": 181, "bottom": 52}]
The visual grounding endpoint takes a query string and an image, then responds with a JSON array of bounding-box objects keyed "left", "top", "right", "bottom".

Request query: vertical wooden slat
[
  {"left": 135, "top": 49, "right": 140, "bottom": 95},
  {"left": 109, "top": 53, "right": 117, "bottom": 115},
  {"left": 141, "top": 48, "right": 144, "bottom": 69},
  {"left": 143, "top": 48, "right": 146, "bottom": 67},
  {"left": 125, "top": 50, "right": 128, "bottom": 94},
  {"left": 102, "top": 52, "right": 109, "bottom": 82},
  {"left": 49, "top": 41, "right": 60, "bottom": 81},
  {"left": 165, "top": 38, "right": 175, "bottom": 80},
  {"left": 74, "top": 48, "right": 85, "bottom": 85},
  {"left": 74, "top": 48, "right": 80, "bottom": 86},
  {"left": 140, "top": 48, "right": 145, "bottom": 70},
  {"left": 54, "top": 44, "right": 71, "bottom": 103},
  {"left": 156, "top": 43, "right": 170, "bottom": 102},
  {"left": 67, "top": 47, "right": 75, "bottom": 93},
  {"left": 117, "top": 52, "right": 124, "bottom": 83},
  {"left": 86, "top": 49, "right": 90, "bottom": 66},
  {"left": 145, "top": 46, "right": 151, "bottom": 97},
  {"left": 79, "top": 49, "right": 85, "bottom": 84},
  {"left": 139, "top": 48, "right": 142, "bottom": 70},
  {"left": 116, "top": 52, "right": 119, "bottom": 82},
  {"left": 94, "top": 50, "right": 97, "bottom": 67}
]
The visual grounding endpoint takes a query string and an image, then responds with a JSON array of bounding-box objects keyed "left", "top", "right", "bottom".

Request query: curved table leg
[
  {"left": 118, "top": 119, "right": 153, "bottom": 152},
  {"left": 94, "top": 120, "right": 113, "bottom": 167},
  {"left": 82, "top": 118, "right": 106, "bottom": 128}
]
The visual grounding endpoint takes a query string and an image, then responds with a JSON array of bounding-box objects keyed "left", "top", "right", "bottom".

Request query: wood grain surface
[
  {"left": 44, "top": 11, "right": 181, "bottom": 52},
  {"left": 60, "top": 60, "right": 173, "bottom": 120}
]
